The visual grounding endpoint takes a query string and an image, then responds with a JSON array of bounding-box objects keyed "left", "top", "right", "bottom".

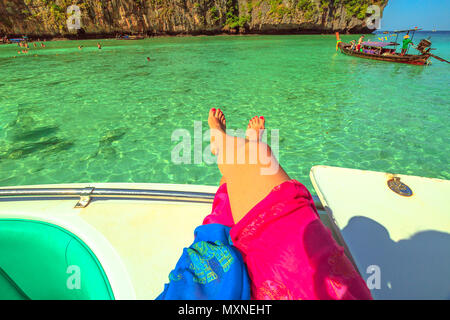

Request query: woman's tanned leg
[{"left": 208, "top": 108, "right": 290, "bottom": 223}]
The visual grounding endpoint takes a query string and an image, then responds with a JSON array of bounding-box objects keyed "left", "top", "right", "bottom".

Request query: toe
[{"left": 259, "top": 116, "right": 265, "bottom": 128}]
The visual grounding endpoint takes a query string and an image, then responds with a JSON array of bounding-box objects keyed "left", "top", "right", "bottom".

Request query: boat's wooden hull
[{"left": 338, "top": 42, "right": 431, "bottom": 65}]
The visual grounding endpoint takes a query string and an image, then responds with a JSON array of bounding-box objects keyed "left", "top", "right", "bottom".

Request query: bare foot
[
  {"left": 208, "top": 108, "right": 226, "bottom": 155},
  {"left": 246, "top": 116, "right": 265, "bottom": 141}
]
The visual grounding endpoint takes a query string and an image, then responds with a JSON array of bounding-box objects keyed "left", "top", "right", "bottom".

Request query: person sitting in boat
[
  {"left": 401, "top": 35, "right": 414, "bottom": 56},
  {"left": 350, "top": 40, "right": 356, "bottom": 50},
  {"left": 355, "top": 35, "right": 365, "bottom": 52},
  {"left": 157, "top": 109, "right": 373, "bottom": 300}
]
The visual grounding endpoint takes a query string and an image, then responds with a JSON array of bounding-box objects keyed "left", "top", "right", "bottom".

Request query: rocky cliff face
[{"left": 0, "top": 0, "right": 388, "bottom": 37}]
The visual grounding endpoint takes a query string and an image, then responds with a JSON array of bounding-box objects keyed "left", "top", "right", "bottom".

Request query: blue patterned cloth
[{"left": 156, "top": 224, "right": 250, "bottom": 300}]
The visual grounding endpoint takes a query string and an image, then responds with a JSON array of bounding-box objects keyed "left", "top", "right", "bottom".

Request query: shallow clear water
[{"left": 0, "top": 33, "right": 449, "bottom": 193}]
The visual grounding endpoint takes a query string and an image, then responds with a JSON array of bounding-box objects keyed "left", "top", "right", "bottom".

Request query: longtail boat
[
  {"left": 338, "top": 40, "right": 431, "bottom": 65},
  {"left": 336, "top": 28, "right": 449, "bottom": 66},
  {"left": 116, "top": 34, "right": 145, "bottom": 40}
]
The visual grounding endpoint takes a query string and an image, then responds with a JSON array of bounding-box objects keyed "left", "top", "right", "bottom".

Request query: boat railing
[{"left": 0, "top": 186, "right": 325, "bottom": 211}]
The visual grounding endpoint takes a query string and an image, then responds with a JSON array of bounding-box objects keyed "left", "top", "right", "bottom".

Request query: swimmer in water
[
  {"left": 97, "top": 43, "right": 102, "bottom": 49},
  {"left": 33, "top": 43, "right": 37, "bottom": 47},
  {"left": 41, "top": 43, "right": 45, "bottom": 48},
  {"left": 147, "top": 57, "right": 151, "bottom": 62},
  {"left": 78, "top": 45, "right": 83, "bottom": 50}
]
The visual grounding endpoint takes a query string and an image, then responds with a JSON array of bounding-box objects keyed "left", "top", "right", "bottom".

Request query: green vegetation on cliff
[
  {"left": 337, "top": 0, "right": 388, "bottom": 19},
  {"left": 0, "top": 0, "right": 389, "bottom": 36}
]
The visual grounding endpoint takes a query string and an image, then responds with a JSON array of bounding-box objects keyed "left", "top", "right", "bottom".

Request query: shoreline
[
  {"left": 1, "top": 29, "right": 376, "bottom": 43},
  {"left": 2, "top": 29, "right": 445, "bottom": 44}
]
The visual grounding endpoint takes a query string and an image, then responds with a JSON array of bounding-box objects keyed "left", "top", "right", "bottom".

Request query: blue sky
[{"left": 380, "top": 0, "right": 450, "bottom": 31}]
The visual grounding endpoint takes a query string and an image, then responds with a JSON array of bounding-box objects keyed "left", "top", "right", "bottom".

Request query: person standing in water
[
  {"left": 97, "top": 42, "right": 102, "bottom": 49},
  {"left": 401, "top": 34, "right": 414, "bottom": 56},
  {"left": 355, "top": 35, "right": 365, "bottom": 52}
]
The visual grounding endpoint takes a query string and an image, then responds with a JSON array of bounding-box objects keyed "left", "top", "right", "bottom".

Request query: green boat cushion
[
  {"left": 0, "top": 267, "right": 29, "bottom": 299},
  {"left": 0, "top": 219, "right": 114, "bottom": 300}
]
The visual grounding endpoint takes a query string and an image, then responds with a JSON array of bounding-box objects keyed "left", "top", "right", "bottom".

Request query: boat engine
[{"left": 416, "top": 39, "right": 432, "bottom": 53}]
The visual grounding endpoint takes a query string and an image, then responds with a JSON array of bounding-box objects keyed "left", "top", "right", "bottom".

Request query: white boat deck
[
  {"left": 310, "top": 166, "right": 450, "bottom": 299},
  {"left": 0, "top": 182, "right": 333, "bottom": 299}
]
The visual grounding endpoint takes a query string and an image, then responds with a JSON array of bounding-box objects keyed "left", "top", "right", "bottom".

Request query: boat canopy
[
  {"left": 393, "top": 28, "right": 422, "bottom": 33},
  {"left": 361, "top": 41, "right": 398, "bottom": 47},
  {"left": 379, "top": 28, "right": 422, "bottom": 34}
]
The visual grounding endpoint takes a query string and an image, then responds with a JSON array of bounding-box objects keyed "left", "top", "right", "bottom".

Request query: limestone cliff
[{"left": 0, "top": 0, "right": 388, "bottom": 37}]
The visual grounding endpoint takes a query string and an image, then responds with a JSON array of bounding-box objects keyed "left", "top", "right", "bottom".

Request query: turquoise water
[{"left": 0, "top": 33, "right": 449, "bottom": 193}]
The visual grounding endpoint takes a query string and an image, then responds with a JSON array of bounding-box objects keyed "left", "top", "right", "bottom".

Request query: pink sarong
[{"left": 203, "top": 180, "right": 372, "bottom": 300}]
